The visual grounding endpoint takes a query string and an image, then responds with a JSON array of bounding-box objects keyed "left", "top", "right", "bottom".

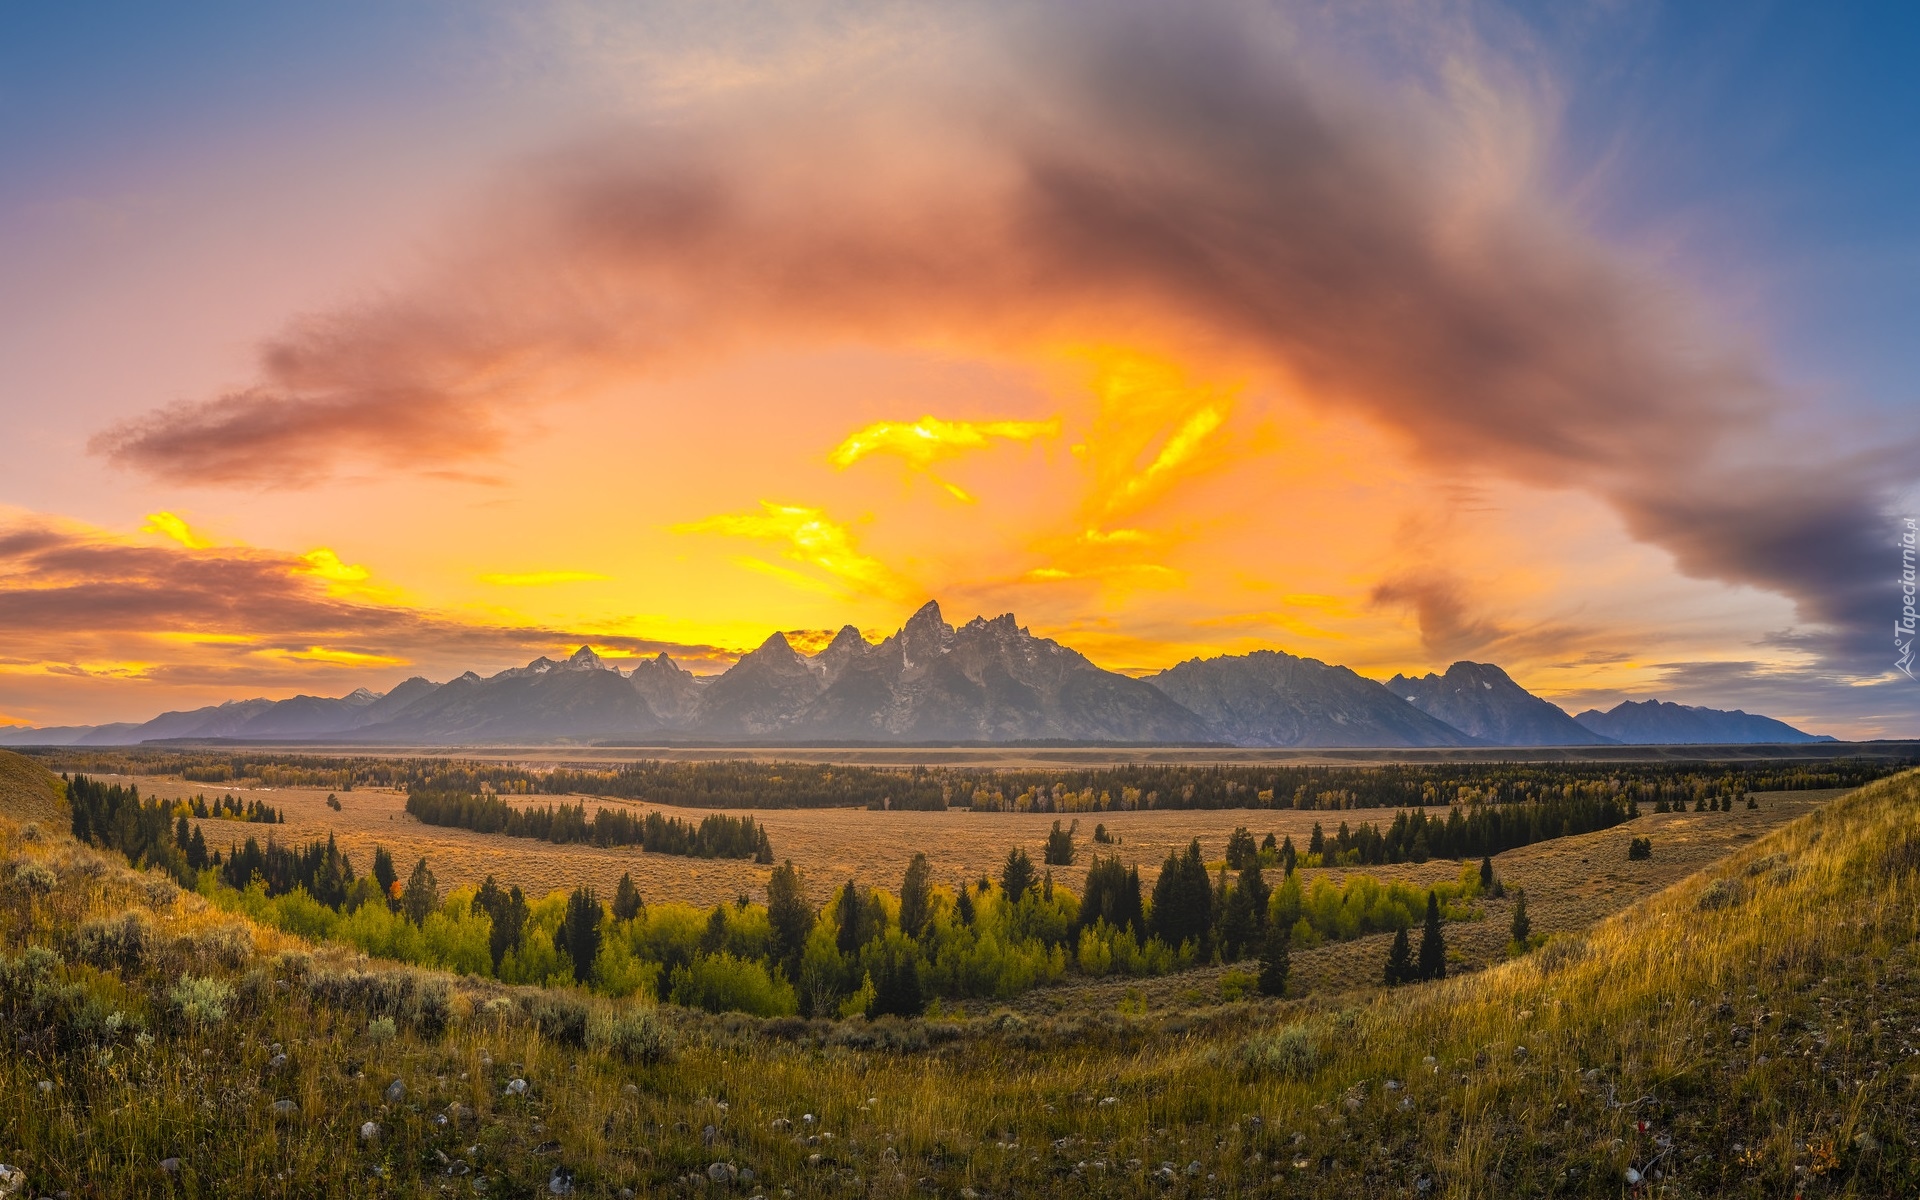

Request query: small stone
[
  {"left": 621, "top": 1083, "right": 638, "bottom": 1097},
  {"left": 703, "top": 1124, "right": 719, "bottom": 1147},
  {"left": 505, "top": 1078, "right": 528, "bottom": 1095},
  {"left": 770, "top": 1117, "right": 792, "bottom": 1131},
  {"left": 807, "top": 1153, "right": 823, "bottom": 1168},
  {"left": 386, "top": 1080, "right": 406, "bottom": 1104},
  {"left": 360, "top": 1121, "right": 379, "bottom": 1141},
  {"left": 35, "top": 1081, "right": 51, "bottom": 1095},
  {"left": 271, "top": 1100, "right": 298, "bottom": 1117},
  {"left": 1185, "top": 1160, "right": 1202, "bottom": 1175},
  {"left": 1414, "top": 1175, "right": 1432, "bottom": 1193},
  {"left": 159, "top": 1159, "right": 181, "bottom": 1175},
  {"left": 268, "top": 1054, "right": 288, "bottom": 1069},
  {"left": 547, "top": 1166, "right": 574, "bottom": 1194},
  {"left": 707, "top": 1163, "right": 731, "bottom": 1183},
  {"left": 1625, "top": 1166, "right": 1642, "bottom": 1185}
]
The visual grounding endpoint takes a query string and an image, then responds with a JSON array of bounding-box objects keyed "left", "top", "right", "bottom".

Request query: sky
[{"left": 1, "top": 0, "right": 1916, "bottom": 737}]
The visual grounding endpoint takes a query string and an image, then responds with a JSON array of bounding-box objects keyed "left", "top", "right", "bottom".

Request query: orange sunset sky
[{"left": 1, "top": 2, "right": 1915, "bottom": 737}]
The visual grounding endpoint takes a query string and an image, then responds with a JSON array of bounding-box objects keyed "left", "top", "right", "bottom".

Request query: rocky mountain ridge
[{"left": 0, "top": 602, "right": 1833, "bottom": 747}]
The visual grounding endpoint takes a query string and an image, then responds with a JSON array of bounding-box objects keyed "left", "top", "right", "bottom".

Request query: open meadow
[
  {"left": 103, "top": 771, "right": 1836, "bottom": 1002},
  {"left": 3, "top": 749, "right": 1918, "bottom": 1197}
]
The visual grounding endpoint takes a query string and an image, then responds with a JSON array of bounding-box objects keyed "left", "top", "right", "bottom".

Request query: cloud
[
  {"left": 141, "top": 511, "right": 211, "bottom": 549},
  {"left": 829, "top": 416, "right": 1058, "bottom": 470},
  {"left": 88, "top": 1, "right": 1908, "bottom": 674},
  {"left": 479, "top": 571, "right": 610, "bottom": 586},
  {"left": 675, "top": 501, "right": 906, "bottom": 598},
  {"left": 0, "top": 510, "right": 740, "bottom": 717}
]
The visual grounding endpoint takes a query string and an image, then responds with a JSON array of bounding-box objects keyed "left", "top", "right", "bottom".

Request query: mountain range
[{"left": 0, "top": 601, "right": 1835, "bottom": 748}]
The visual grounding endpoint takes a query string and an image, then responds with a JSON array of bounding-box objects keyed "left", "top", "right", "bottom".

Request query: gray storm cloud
[{"left": 88, "top": 1, "right": 1909, "bottom": 673}]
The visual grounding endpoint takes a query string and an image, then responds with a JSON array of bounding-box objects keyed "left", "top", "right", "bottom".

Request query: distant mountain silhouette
[
  {"left": 0, "top": 603, "right": 1842, "bottom": 747},
  {"left": 1148, "top": 650, "right": 1479, "bottom": 747},
  {"left": 1572, "top": 699, "right": 1831, "bottom": 745},
  {"left": 1387, "top": 661, "right": 1614, "bottom": 746}
]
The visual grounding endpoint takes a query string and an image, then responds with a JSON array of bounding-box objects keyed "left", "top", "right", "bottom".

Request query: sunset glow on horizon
[{"left": 2, "top": 1, "right": 1916, "bottom": 738}]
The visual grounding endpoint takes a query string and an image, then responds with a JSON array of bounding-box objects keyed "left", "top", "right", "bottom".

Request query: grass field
[
  {"left": 4, "top": 749, "right": 1918, "bottom": 1196},
  {"left": 105, "top": 772, "right": 1832, "bottom": 1001}
]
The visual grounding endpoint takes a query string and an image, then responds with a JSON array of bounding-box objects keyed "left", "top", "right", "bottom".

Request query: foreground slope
[{"left": 0, "top": 752, "right": 1916, "bottom": 1196}]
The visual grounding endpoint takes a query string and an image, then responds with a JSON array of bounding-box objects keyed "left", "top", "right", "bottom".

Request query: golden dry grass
[{"left": 4, "top": 742, "right": 1917, "bottom": 1196}]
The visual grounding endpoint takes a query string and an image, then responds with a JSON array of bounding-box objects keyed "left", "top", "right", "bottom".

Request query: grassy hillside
[
  {"left": 0, "top": 749, "right": 64, "bottom": 826},
  {"left": 0, "top": 753, "right": 1915, "bottom": 1196}
]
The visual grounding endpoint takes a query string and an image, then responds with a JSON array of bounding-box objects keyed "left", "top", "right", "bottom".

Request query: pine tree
[
  {"left": 1417, "top": 892, "right": 1447, "bottom": 981},
  {"left": 1220, "top": 860, "right": 1270, "bottom": 960},
  {"left": 1000, "top": 847, "right": 1038, "bottom": 900},
  {"left": 1479, "top": 855, "right": 1494, "bottom": 891},
  {"left": 1308, "top": 823, "right": 1326, "bottom": 857},
  {"left": 1384, "top": 927, "right": 1412, "bottom": 986},
  {"left": 896, "top": 854, "right": 931, "bottom": 936},
  {"left": 1257, "top": 922, "right": 1290, "bottom": 997},
  {"left": 1281, "top": 835, "right": 1297, "bottom": 876},
  {"left": 868, "top": 936, "right": 926, "bottom": 1018},
  {"left": 372, "top": 846, "right": 397, "bottom": 908},
  {"left": 754, "top": 825, "right": 775, "bottom": 864},
  {"left": 1509, "top": 890, "right": 1531, "bottom": 948},
  {"left": 612, "top": 872, "right": 643, "bottom": 921},
  {"left": 766, "top": 860, "right": 814, "bottom": 980},
  {"left": 401, "top": 857, "right": 438, "bottom": 926},
  {"left": 554, "top": 886, "right": 603, "bottom": 984},
  {"left": 835, "top": 879, "right": 865, "bottom": 954},
  {"left": 174, "top": 814, "right": 191, "bottom": 853},
  {"left": 955, "top": 886, "right": 975, "bottom": 926},
  {"left": 186, "top": 824, "right": 209, "bottom": 871},
  {"left": 701, "top": 905, "right": 728, "bottom": 953}
]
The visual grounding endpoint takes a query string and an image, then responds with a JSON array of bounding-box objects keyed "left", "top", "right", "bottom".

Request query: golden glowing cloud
[
  {"left": 676, "top": 502, "right": 906, "bottom": 599},
  {"left": 258, "top": 646, "right": 408, "bottom": 667},
  {"left": 141, "top": 511, "right": 211, "bottom": 549},
  {"left": 298, "top": 548, "right": 370, "bottom": 583},
  {"left": 479, "top": 571, "right": 610, "bottom": 587},
  {"left": 830, "top": 416, "right": 1059, "bottom": 470}
]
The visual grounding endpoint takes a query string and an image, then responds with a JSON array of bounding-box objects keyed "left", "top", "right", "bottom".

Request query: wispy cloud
[
  {"left": 479, "top": 571, "right": 609, "bottom": 586},
  {"left": 675, "top": 502, "right": 906, "bottom": 599}
]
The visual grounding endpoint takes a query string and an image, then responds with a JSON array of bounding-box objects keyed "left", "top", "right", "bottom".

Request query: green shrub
[
  {"left": 169, "top": 975, "right": 234, "bottom": 1026},
  {"left": 1236, "top": 1025, "right": 1317, "bottom": 1079},
  {"left": 669, "top": 952, "right": 799, "bottom": 1018},
  {"left": 595, "top": 1007, "right": 675, "bottom": 1064}
]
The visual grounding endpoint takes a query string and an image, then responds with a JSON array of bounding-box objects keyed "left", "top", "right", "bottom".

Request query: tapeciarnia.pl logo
[{"left": 1900, "top": 517, "right": 1917, "bottom": 680}]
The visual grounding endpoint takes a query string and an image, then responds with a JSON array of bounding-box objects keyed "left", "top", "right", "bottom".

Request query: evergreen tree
[
  {"left": 372, "top": 846, "right": 397, "bottom": 908},
  {"left": 1219, "top": 860, "right": 1269, "bottom": 960},
  {"left": 472, "top": 878, "right": 527, "bottom": 972},
  {"left": 186, "top": 824, "right": 209, "bottom": 871},
  {"left": 401, "top": 857, "right": 438, "bottom": 926},
  {"left": 1149, "top": 839, "right": 1213, "bottom": 954},
  {"left": 1479, "top": 855, "right": 1494, "bottom": 891},
  {"left": 1281, "top": 835, "right": 1297, "bottom": 876},
  {"left": 1077, "top": 854, "right": 1144, "bottom": 938},
  {"left": 554, "top": 886, "right": 603, "bottom": 984},
  {"left": 174, "top": 814, "right": 191, "bottom": 853},
  {"left": 867, "top": 936, "right": 926, "bottom": 1018},
  {"left": 898, "top": 852, "right": 933, "bottom": 937},
  {"left": 1509, "top": 890, "right": 1531, "bottom": 947},
  {"left": 1225, "top": 826, "right": 1258, "bottom": 870},
  {"left": 766, "top": 860, "right": 814, "bottom": 979},
  {"left": 1384, "top": 927, "right": 1413, "bottom": 986},
  {"left": 1257, "top": 922, "right": 1291, "bottom": 997},
  {"left": 754, "top": 825, "right": 775, "bottom": 864},
  {"left": 1043, "top": 820, "right": 1077, "bottom": 866},
  {"left": 612, "top": 872, "right": 643, "bottom": 921},
  {"left": 701, "top": 905, "right": 728, "bottom": 953},
  {"left": 1417, "top": 891, "right": 1447, "bottom": 981},
  {"left": 1000, "top": 847, "right": 1038, "bottom": 900},
  {"left": 835, "top": 879, "right": 865, "bottom": 955},
  {"left": 955, "top": 886, "right": 975, "bottom": 926},
  {"left": 1308, "top": 823, "right": 1326, "bottom": 857}
]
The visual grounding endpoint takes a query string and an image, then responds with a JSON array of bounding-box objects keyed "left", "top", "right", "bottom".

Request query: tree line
[
  {"left": 35, "top": 750, "right": 1912, "bottom": 814},
  {"left": 403, "top": 789, "right": 773, "bottom": 861}
]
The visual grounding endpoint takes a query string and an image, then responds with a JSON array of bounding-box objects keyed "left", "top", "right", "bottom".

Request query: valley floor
[{"left": 3, "top": 754, "right": 1915, "bottom": 1197}]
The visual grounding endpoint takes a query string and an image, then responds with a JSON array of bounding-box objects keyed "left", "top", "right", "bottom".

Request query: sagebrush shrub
[{"left": 169, "top": 975, "right": 234, "bottom": 1026}]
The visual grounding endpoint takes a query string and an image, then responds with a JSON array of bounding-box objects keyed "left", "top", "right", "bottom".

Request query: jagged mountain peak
[
  {"left": 1387, "top": 661, "right": 1612, "bottom": 746},
  {"left": 566, "top": 645, "right": 611, "bottom": 669}
]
